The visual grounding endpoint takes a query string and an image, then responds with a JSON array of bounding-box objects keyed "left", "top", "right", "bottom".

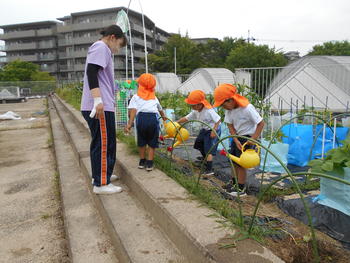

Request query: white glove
[{"left": 89, "top": 97, "right": 103, "bottom": 118}]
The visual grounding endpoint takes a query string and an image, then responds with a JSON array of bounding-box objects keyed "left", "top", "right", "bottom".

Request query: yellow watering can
[
  {"left": 162, "top": 122, "right": 190, "bottom": 149},
  {"left": 220, "top": 142, "right": 260, "bottom": 168}
]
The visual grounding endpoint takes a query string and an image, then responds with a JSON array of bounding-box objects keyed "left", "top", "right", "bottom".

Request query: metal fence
[{"left": 0, "top": 81, "right": 57, "bottom": 99}]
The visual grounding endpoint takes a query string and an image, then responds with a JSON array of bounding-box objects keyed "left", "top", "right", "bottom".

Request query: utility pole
[{"left": 174, "top": 47, "right": 177, "bottom": 75}]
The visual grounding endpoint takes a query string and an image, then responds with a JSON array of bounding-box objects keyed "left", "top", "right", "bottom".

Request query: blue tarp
[{"left": 281, "top": 124, "right": 349, "bottom": 167}]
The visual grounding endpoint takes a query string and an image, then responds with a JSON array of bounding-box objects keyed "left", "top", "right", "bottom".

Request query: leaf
[
  {"left": 330, "top": 150, "right": 348, "bottom": 164},
  {"left": 333, "top": 164, "right": 345, "bottom": 176},
  {"left": 303, "top": 233, "right": 312, "bottom": 243},
  {"left": 345, "top": 161, "right": 350, "bottom": 168},
  {"left": 321, "top": 160, "right": 334, "bottom": 172},
  {"left": 308, "top": 159, "right": 323, "bottom": 167}
]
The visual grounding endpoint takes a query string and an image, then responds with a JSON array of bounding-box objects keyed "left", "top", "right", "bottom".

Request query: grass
[
  {"left": 116, "top": 131, "right": 281, "bottom": 244},
  {"left": 41, "top": 214, "right": 51, "bottom": 220},
  {"left": 55, "top": 85, "right": 82, "bottom": 111},
  {"left": 260, "top": 179, "right": 320, "bottom": 202}
]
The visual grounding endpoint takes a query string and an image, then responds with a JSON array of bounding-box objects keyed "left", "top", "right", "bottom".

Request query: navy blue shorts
[
  {"left": 229, "top": 135, "right": 254, "bottom": 157},
  {"left": 136, "top": 112, "right": 159, "bottom": 148},
  {"left": 194, "top": 128, "right": 221, "bottom": 157}
]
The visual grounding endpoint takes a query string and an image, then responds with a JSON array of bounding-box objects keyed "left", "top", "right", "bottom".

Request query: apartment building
[
  {"left": 0, "top": 7, "right": 170, "bottom": 80},
  {"left": 0, "top": 21, "right": 59, "bottom": 75}
]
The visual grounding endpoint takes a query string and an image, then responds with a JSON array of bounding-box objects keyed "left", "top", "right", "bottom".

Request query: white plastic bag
[{"left": 0, "top": 111, "right": 21, "bottom": 120}]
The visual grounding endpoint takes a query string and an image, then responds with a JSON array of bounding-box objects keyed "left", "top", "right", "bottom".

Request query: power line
[{"left": 253, "top": 38, "right": 349, "bottom": 43}]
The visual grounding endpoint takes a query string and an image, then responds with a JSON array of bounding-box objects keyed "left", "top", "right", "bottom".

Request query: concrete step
[
  {"left": 52, "top": 94, "right": 284, "bottom": 263},
  {"left": 48, "top": 99, "right": 119, "bottom": 263},
  {"left": 50, "top": 96, "right": 186, "bottom": 263}
]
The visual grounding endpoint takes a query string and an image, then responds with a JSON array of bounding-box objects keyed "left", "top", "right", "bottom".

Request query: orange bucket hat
[
  {"left": 137, "top": 73, "right": 156, "bottom": 100},
  {"left": 184, "top": 90, "right": 212, "bottom": 109},
  {"left": 213, "top": 84, "right": 249, "bottom": 108}
]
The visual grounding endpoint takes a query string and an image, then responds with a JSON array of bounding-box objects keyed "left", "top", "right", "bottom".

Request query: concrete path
[{"left": 0, "top": 99, "right": 70, "bottom": 263}]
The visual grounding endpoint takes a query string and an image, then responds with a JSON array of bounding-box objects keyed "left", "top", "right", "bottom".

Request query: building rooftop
[
  {"left": 0, "top": 20, "right": 60, "bottom": 29},
  {"left": 57, "top": 7, "right": 156, "bottom": 27}
]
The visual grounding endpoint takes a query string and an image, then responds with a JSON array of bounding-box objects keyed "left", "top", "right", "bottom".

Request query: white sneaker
[
  {"left": 93, "top": 183, "right": 123, "bottom": 194},
  {"left": 111, "top": 174, "right": 120, "bottom": 181},
  {"left": 91, "top": 174, "right": 120, "bottom": 185}
]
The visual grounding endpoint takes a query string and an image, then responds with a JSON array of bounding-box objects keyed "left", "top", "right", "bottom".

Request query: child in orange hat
[
  {"left": 125, "top": 73, "right": 167, "bottom": 171},
  {"left": 177, "top": 90, "right": 221, "bottom": 176},
  {"left": 213, "top": 84, "right": 264, "bottom": 196}
]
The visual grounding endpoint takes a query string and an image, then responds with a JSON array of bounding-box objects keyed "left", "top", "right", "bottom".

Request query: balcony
[
  {"left": 5, "top": 42, "right": 37, "bottom": 51},
  {"left": 134, "top": 63, "right": 145, "bottom": 70},
  {"left": 114, "top": 62, "right": 127, "bottom": 70},
  {"left": 59, "top": 65, "right": 74, "bottom": 72},
  {"left": 131, "top": 23, "right": 153, "bottom": 38},
  {"left": 41, "top": 64, "right": 57, "bottom": 72},
  {"left": 58, "top": 39, "right": 73, "bottom": 46},
  {"left": 73, "top": 36, "right": 98, "bottom": 45},
  {"left": 38, "top": 54, "right": 57, "bottom": 61},
  {"left": 37, "top": 42, "right": 56, "bottom": 49},
  {"left": 37, "top": 29, "right": 54, "bottom": 36},
  {"left": 7, "top": 54, "right": 38, "bottom": 62},
  {"left": 157, "top": 35, "right": 168, "bottom": 43},
  {"left": 133, "top": 50, "right": 145, "bottom": 58},
  {"left": 58, "top": 52, "right": 73, "bottom": 59},
  {"left": 73, "top": 50, "right": 87, "bottom": 58},
  {"left": 57, "top": 25, "right": 72, "bottom": 33},
  {"left": 74, "top": 63, "right": 86, "bottom": 71},
  {"left": 72, "top": 20, "right": 115, "bottom": 31},
  {"left": 0, "top": 30, "right": 36, "bottom": 40},
  {"left": 132, "top": 37, "right": 152, "bottom": 49}
]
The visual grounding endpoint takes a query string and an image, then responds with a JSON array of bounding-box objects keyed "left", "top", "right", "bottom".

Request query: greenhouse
[
  {"left": 154, "top": 72, "right": 181, "bottom": 93},
  {"left": 177, "top": 68, "right": 235, "bottom": 94},
  {"left": 265, "top": 56, "right": 350, "bottom": 111}
]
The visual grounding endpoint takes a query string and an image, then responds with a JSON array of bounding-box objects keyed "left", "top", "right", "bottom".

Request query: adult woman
[{"left": 81, "top": 25, "right": 126, "bottom": 194}]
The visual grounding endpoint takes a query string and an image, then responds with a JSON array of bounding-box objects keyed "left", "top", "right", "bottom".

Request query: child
[
  {"left": 125, "top": 73, "right": 166, "bottom": 171},
  {"left": 213, "top": 84, "right": 264, "bottom": 196},
  {"left": 177, "top": 90, "right": 221, "bottom": 176}
]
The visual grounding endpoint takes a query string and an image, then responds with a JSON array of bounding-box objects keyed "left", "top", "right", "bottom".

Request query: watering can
[
  {"left": 220, "top": 142, "right": 260, "bottom": 168},
  {"left": 162, "top": 122, "right": 190, "bottom": 148}
]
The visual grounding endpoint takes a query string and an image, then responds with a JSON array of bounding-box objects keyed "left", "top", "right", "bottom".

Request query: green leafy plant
[
  {"left": 264, "top": 130, "right": 286, "bottom": 144},
  {"left": 157, "top": 92, "right": 190, "bottom": 118},
  {"left": 308, "top": 137, "right": 350, "bottom": 174}
]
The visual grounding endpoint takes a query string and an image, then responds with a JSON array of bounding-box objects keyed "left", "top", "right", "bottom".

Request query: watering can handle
[{"left": 241, "top": 141, "right": 260, "bottom": 155}]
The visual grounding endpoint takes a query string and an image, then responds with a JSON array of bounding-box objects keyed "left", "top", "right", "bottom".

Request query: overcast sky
[{"left": 1, "top": 0, "right": 349, "bottom": 55}]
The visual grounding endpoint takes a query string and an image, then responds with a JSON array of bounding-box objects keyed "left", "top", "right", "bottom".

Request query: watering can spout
[{"left": 228, "top": 154, "right": 242, "bottom": 166}]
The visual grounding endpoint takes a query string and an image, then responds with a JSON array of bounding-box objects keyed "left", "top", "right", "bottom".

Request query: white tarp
[
  {"left": 155, "top": 73, "right": 181, "bottom": 93},
  {"left": 178, "top": 68, "right": 235, "bottom": 94},
  {"left": 266, "top": 56, "right": 350, "bottom": 111},
  {"left": 0, "top": 111, "right": 21, "bottom": 120}
]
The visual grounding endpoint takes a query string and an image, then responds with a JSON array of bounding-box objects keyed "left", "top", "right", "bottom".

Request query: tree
[
  {"left": 31, "top": 71, "right": 55, "bottom": 81},
  {"left": 225, "top": 43, "right": 288, "bottom": 70},
  {"left": 148, "top": 34, "right": 202, "bottom": 74},
  {"left": 198, "top": 37, "right": 246, "bottom": 68},
  {"left": 308, "top": 41, "right": 350, "bottom": 56},
  {"left": 0, "top": 60, "right": 55, "bottom": 81},
  {"left": 226, "top": 43, "right": 288, "bottom": 97},
  {"left": 148, "top": 35, "right": 288, "bottom": 77}
]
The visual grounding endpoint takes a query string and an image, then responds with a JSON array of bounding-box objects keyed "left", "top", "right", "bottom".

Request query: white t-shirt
[
  {"left": 128, "top": 94, "right": 163, "bottom": 114},
  {"left": 185, "top": 108, "right": 221, "bottom": 130},
  {"left": 224, "top": 104, "right": 263, "bottom": 135}
]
